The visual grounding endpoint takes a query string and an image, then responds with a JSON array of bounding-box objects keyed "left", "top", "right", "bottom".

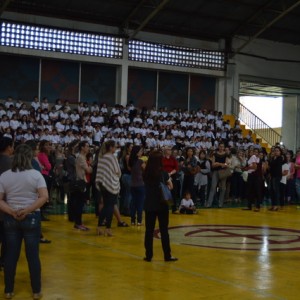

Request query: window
[
  {"left": 128, "top": 40, "right": 226, "bottom": 71},
  {"left": 0, "top": 21, "right": 123, "bottom": 59}
]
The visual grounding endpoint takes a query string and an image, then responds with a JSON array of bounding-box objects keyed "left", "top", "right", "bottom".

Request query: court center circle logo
[{"left": 154, "top": 225, "right": 300, "bottom": 251}]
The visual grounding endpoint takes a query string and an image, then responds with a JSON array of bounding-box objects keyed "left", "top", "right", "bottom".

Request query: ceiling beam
[
  {"left": 230, "top": 0, "right": 274, "bottom": 37},
  {"left": 0, "top": 0, "right": 12, "bottom": 17},
  {"left": 235, "top": 0, "right": 300, "bottom": 54},
  {"left": 129, "top": 0, "right": 171, "bottom": 39},
  {"left": 120, "top": 0, "right": 148, "bottom": 30}
]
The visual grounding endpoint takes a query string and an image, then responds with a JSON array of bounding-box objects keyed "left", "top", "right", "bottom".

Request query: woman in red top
[
  {"left": 162, "top": 147, "right": 179, "bottom": 213},
  {"left": 37, "top": 140, "right": 52, "bottom": 220}
]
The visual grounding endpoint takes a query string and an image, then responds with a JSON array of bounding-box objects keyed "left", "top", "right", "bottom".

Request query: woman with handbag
[
  {"left": 206, "top": 142, "right": 230, "bottom": 208},
  {"left": 143, "top": 150, "right": 178, "bottom": 262}
]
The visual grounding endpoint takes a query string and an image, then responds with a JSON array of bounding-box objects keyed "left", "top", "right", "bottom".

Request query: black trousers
[
  {"left": 246, "top": 174, "right": 262, "bottom": 209},
  {"left": 144, "top": 209, "right": 171, "bottom": 260},
  {"left": 73, "top": 190, "right": 85, "bottom": 226}
]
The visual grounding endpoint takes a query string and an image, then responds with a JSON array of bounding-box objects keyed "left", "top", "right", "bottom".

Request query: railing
[{"left": 231, "top": 97, "right": 282, "bottom": 146}]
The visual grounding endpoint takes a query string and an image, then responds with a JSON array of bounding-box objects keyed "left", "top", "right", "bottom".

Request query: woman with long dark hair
[
  {"left": 206, "top": 142, "right": 230, "bottom": 208},
  {"left": 129, "top": 146, "right": 145, "bottom": 225},
  {"left": 0, "top": 144, "right": 48, "bottom": 299},
  {"left": 143, "top": 150, "right": 177, "bottom": 262}
]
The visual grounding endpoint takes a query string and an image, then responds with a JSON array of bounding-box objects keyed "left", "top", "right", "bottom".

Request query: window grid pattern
[
  {"left": 129, "top": 40, "right": 226, "bottom": 71},
  {"left": 0, "top": 21, "right": 123, "bottom": 59}
]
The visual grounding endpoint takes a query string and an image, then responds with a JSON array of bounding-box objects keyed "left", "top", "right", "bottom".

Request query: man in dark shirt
[
  {"left": 0, "top": 137, "right": 14, "bottom": 271},
  {"left": 269, "top": 146, "right": 283, "bottom": 211}
]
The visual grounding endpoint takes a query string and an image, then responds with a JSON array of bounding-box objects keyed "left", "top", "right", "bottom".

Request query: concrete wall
[{"left": 282, "top": 96, "right": 299, "bottom": 151}]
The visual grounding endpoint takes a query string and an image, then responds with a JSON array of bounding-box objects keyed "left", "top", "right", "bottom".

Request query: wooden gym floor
[{"left": 1, "top": 206, "right": 300, "bottom": 300}]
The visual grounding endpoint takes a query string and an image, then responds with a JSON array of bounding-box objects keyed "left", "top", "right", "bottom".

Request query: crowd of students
[
  {"left": 0, "top": 96, "right": 262, "bottom": 151},
  {"left": 1, "top": 96, "right": 300, "bottom": 299},
  {"left": 1, "top": 96, "right": 300, "bottom": 217}
]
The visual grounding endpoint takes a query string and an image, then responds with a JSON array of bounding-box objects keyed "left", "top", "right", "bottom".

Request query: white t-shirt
[
  {"left": 280, "top": 163, "right": 289, "bottom": 184},
  {"left": 247, "top": 155, "right": 260, "bottom": 174},
  {"left": 0, "top": 169, "right": 46, "bottom": 211},
  {"left": 179, "top": 198, "right": 195, "bottom": 209}
]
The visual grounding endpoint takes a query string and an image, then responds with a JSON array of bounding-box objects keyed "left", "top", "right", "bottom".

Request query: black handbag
[{"left": 69, "top": 179, "right": 87, "bottom": 193}]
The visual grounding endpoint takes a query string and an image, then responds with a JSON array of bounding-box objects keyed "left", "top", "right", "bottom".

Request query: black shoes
[
  {"left": 165, "top": 257, "right": 178, "bottom": 262},
  {"left": 40, "top": 238, "right": 51, "bottom": 244},
  {"left": 143, "top": 257, "right": 178, "bottom": 262}
]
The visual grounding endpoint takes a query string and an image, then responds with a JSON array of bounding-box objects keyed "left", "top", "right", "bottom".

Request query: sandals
[{"left": 118, "top": 221, "right": 129, "bottom": 227}]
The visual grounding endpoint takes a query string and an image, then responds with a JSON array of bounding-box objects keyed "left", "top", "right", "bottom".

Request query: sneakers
[
  {"left": 33, "top": 293, "right": 42, "bottom": 299},
  {"left": 4, "top": 293, "right": 14, "bottom": 299},
  {"left": 74, "top": 224, "right": 89, "bottom": 231}
]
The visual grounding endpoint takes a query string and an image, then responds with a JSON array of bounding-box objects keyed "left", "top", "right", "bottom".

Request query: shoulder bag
[{"left": 160, "top": 174, "right": 173, "bottom": 206}]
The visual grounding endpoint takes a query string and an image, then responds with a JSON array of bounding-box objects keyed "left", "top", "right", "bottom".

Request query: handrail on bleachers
[{"left": 231, "top": 96, "right": 282, "bottom": 147}]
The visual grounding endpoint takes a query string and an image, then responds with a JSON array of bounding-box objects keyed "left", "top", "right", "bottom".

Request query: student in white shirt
[
  {"left": 4, "top": 97, "right": 14, "bottom": 109},
  {"left": 9, "top": 114, "right": 20, "bottom": 131},
  {"left": 41, "top": 97, "right": 49, "bottom": 110},
  {"left": 31, "top": 97, "right": 40, "bottom": 111},
  {"left": 179, "top": 192, "right": 196, "bottom": 214}
]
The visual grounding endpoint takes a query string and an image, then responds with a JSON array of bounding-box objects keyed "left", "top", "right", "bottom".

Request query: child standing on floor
[{"left": 179, "top": 191, "right": 196, "bottom": 214}]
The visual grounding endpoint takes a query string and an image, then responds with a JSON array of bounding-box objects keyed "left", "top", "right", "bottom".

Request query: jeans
[
  {"left": 296, "top": 178, "right": 300, "bottom": 202},
  {"left": 198, "top": 185, "right": 207, "bottom": 206},
  {"left": 121, "top": 174, "right": 132, "bottom": 213},
  {"left": 130, "top": 186, "right": 145, "bottom": 224},
  {"left": 0, "top": 220, "right": 5, "bottom": 267},
  {"left": 144, "top": 208, "right": 171, "bottom": 260},
  {"left": 206, "top": 171, "right": 227, "bottom": 207},
  {"left": 98, "top": 188, "right": 117, "bottom": 228},
  {"left": 3, "top": 212, "right": 41, "bottom": 294}
]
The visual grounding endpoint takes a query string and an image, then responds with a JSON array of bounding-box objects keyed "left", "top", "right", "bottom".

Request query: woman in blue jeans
[
  {"left": 129, "top": 146, "right": 146, "bottom": 225},
  {"left": 0, "top": 144, "right": 48, "bottom": 300}
]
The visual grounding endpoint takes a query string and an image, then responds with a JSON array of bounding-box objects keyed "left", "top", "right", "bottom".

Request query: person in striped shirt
[{"left": 96, "top": 140, "right": 121, "bottom": 237}]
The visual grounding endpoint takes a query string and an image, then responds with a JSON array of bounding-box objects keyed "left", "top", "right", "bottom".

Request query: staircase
[{"left": 229, "top": 97, "right": 282, "bottom": 149}]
